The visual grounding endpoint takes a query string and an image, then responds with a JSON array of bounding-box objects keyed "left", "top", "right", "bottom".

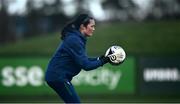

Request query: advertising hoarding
[
  {"left": 139, "top": 57, "right": 180, "bottom": 95},
  {"left": 0, "top": 57, "right": 136, "bottom": 96}
]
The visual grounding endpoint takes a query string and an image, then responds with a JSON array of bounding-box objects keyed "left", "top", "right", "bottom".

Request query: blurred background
[{"left": 0, "top": 0, "right": 180, "bottom": 103}]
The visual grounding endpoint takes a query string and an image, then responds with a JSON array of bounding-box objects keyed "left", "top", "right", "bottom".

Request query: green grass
[
  {"left": 0, "top": 33, "right": 60, "bottom": 56},
  {"left": 1, "top": 94, "right": 180, "bottom": 103},
  {"left": 87, "top": 20, "right": 180, "bottom": 56},
  {"left": 0, "top": 20, "right": 180, "bottom": 56}
]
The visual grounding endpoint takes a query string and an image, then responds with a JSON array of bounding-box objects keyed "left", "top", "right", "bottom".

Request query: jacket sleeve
[
  {"left": 64, "top": 35, "right": 105, "bottom": 71},
  {"left": 88, "top": 57, "right": 98, "bottom": 61}
]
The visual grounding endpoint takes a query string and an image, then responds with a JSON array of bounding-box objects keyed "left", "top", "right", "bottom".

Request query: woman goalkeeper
[{"left": 45, "top": 14, "right": 111, "bottom": 103}]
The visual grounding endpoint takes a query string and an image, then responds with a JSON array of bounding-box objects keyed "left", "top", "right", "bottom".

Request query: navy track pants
[{"left": 46, "top": 80, "right": 81, "bottom": 103}]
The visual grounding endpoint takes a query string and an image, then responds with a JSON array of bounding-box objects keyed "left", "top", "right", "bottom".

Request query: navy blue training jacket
[{"left": 45, "top": 29, "right": 105, "bottom": 82}]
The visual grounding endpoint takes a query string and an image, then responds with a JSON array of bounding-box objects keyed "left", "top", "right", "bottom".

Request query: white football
[{"left": 105, "top": 45, "right": 126, "bottom": 65}]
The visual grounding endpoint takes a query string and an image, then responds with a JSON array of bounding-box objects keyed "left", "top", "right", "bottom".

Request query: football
[{"left": 105, "top": 45, "right": 126, "bottom": 65}]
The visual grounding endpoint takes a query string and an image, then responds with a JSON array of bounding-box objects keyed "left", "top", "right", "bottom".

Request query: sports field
[
  {"left": 0, "top": 20, "right": 180, "bottom": 103},
  {"left": 0, "top": 20, "right": 180, "bottom": 56}
]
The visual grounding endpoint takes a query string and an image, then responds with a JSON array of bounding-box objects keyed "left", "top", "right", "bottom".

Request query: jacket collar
[
  {"left": 65, "top": 27, "right": 87, "bottom": 42},
  {"left": 75, "top": 30, "right": 87, "bottom": 42}
]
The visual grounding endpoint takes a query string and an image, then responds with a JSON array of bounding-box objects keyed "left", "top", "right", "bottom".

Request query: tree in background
[
  {"left": 0, "top": 0, "right": 9, "bottom": 43},
  {"left": 0, "top": 0, "right": 180, "bottom": 44}
]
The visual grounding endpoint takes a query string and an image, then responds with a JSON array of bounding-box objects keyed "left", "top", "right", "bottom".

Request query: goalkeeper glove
[{"left": 98, "top": 55, "right": 110, "bottom": 64}]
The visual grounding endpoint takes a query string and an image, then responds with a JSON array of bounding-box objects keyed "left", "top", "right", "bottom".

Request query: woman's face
[{"left": 83, "top": 19, "right": 95, "bottom": 37}]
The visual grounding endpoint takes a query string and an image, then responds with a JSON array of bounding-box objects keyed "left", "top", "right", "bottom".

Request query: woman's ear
[{"left": 80, "top": 24, "right": 85, "bottom": 30}]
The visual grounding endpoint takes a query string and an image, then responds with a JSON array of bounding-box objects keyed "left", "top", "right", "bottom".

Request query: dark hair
[{"left": 61, "top": 14, "right": 94, "bottom": 40}]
